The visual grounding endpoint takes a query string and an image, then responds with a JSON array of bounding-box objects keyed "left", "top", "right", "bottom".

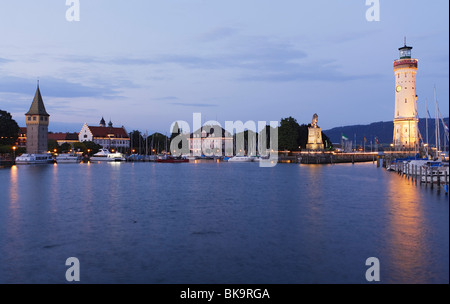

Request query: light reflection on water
[{"left": 0, "top": 162, "right": 448, "bottom": 284}]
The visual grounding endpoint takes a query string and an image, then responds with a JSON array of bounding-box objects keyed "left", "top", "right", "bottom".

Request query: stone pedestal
[{"left": 306, "top": 127, "right": 324, "bottom": 151}]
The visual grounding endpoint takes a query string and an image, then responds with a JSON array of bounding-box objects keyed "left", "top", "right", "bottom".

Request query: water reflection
[
  {"left": 9, "top": 165, "right": 19, "bottom": 206},
  {"left": 385, "top": 175, "right": 428, "bottom": 283}
]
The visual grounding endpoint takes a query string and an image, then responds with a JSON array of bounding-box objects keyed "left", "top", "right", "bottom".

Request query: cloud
[
  {"left": 0, "top": 57, "right": 12, "bottom": 64},
  {"left": 199, "top": 27, "right": 240, "bottom": 42},
  {"left": 55, "top": 36, "right": 378, "bottom": 83},
  {"left": 169, "top": 102, "right": 218, "bottom": 107},
  {"left": 239, "top": 62, "right": 383, "bottom": 82},
  {"left": 0, "top": 75, "right": 120, "bottom": 98},
  {"left": 154, "top": 96, "right": 179, "bottom": 101}
]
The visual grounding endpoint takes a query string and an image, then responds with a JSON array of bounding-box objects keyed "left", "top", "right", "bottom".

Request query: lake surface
[{"left": 0, "top": 162, "right": 448, "bottom": 284}]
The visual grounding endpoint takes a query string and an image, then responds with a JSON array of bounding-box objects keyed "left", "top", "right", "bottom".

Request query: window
[
  {"left": 33, "top": 117, "right": 36, "bottom": 121},
  {"left": 40, "top": 116, "right": 43, "bottom": 121},
  {"left": 28, "top": 117, "right": 31, "bottom": 121},
  {"left": 405, "top": 98, "right": 407, "bottom": 103},
  {"left": 84, "top": 135, "right": 87, "bottom": 138},
  {"left": 45, "top": 117, "right": 48, "bottom": 121}
]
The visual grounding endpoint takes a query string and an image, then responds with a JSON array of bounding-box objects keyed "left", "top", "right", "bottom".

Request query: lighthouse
[{"left": 393, "top": 41, "right": 419, "bottom": 150}]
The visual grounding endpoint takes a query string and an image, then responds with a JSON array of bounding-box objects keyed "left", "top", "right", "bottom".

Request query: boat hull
[
  {"left": 227, "top": 156, "right": 254, "bottom": 162},
  {"left": 15, "top": 154, "right": 54, "bottom": 165},
  {"left": 157, "top": 158, "right": 189, "bottom": 163}
]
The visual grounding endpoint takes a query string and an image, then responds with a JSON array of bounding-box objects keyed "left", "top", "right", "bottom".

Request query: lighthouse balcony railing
[{"left": 394, "top": 59, "right": 418, "bottom": 67}]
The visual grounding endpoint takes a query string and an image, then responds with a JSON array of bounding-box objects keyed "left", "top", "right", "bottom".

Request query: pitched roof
[
  {"left": 87, "top": 126, "right": 129, "bottom": 138},
  {"left": 190, "top": 125, "right": 232, "bottom": 138},
  {"left": 48, "top": 132, "right": 79, "bottom": 141},
  {"left": 25, "top": 86, "right": 49, "bottom": 116}
]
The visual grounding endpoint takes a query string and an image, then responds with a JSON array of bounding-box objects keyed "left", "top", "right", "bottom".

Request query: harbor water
[{"left": 0, "top": 162, "right": 448, "bottom": 283}]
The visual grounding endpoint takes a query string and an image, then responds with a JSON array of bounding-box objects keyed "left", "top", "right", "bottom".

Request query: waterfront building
[
  {"left": 393, "top": 41, "right": 419, "bottom": 150},
  {"left": 189, "top": 125, "right": 234, "bottom": 156},
  {"left": 25, "top": 84, "right": 49, "bottom": 154},
  {"left": 79, "top": 118, "right": 130, "bottom": 152},
  {"left": 17, "top": 127, "right": 27, "bottom": 148},
  {"left": 17, "top": 129, "right": 79, "bottom": 148},
  {"left": 48, "top": 132, "right": 80, "bottom": 145}
]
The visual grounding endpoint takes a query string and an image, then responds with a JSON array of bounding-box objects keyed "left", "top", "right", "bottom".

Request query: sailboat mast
[
  {"left": 425, "top": 98, "right": 429, "bottom": 156},
  {"left": 434, "top": 87, "right": 440, "bottom": 158}
]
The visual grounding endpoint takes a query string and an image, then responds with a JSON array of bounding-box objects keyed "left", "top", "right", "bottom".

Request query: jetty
[{"left": 278, "top": 151, "right": 376, "bottom": 164}]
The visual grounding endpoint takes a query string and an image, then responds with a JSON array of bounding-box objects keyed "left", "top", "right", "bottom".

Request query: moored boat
[
  {"left": 90, "top": 148, "right": 126, "bottom": 162},
  {"left": 227, "top": 156, "right": 254, "bottom": 162},
  {"left": 156, "top": 155, "right": 189, "bottom": 163},
  {"left": 56, "top": 153, "right": 82, "bottom": 163},
  {"left": 15, "top": 154, "right": 54, "bottom": 165}
]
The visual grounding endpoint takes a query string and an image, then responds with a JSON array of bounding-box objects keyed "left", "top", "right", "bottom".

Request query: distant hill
[{"left": 323, "top": 117, "right": 449, "bottom": 146}]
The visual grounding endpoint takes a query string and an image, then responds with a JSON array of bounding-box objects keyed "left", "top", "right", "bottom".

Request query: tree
[
  {"left": 60, "top": 142, "right": 72, "bottom": 153},
  {"left": 298, "top": 124, "right": 309, "bottom": 149},
  {"left": 72, "top": 141, "right": 101, "bottom": 155},
  {"left": 83, "top": 141, "right": 102, "bottom": 155},
  {"left": 73, "top": 142, "right": 87, "bottom": 153},
  {"left": 130, "top": 130, "right": 144, "bottom": 153},
  {"left": 278, "top": 117, "right": 300, "bottom": 151},
  {"left": 148, "top": 132, "right": 169, "bottom": 154},
  {"left": 0, "top": 110, "right": 20, "bottom": 146},
  {"left": 48, "top": 139, "right": 59, "bottom": 153}
]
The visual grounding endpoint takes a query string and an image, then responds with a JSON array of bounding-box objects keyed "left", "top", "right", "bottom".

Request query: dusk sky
[{"left": 0, "top": 0, "right": 448, "bottom": 134}]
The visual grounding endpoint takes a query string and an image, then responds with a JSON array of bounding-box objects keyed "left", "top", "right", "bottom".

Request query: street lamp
[{"left": 12, "top": 146, "right": 16, "bottom": 159}]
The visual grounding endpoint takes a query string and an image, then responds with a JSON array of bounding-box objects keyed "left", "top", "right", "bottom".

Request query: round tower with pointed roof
[{"left": 25, "top": 83, "right": 50, "bottom": 154}]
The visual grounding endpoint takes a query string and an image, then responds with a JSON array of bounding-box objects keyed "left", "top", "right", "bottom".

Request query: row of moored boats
[
  {"left": 14, "top": 149, "right": 268, "bottom": 165},
  {"left": 15, "top": 148, "right": 126, "bottom": 164}
]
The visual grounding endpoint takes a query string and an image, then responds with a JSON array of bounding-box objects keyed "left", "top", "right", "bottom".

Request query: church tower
[
  {"left": 25, "top": 83, "right": 50, "bottom": 154},
  {"left": 393, "top": 41, "right": 419, "bottom": 150}
]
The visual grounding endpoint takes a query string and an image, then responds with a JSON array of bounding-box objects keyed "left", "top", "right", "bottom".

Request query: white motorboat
[
  {"left": 90, "top": 148, "right": 126, "bottom": 162},
  {"left": 15, "top": 154, "right": 54, "bottom": 165},
  {"left": 227, "top": 156, "right": 254, "bottom": 162},
  {"left": 56, "top": 153, "right": 82, "bottom": 163}
]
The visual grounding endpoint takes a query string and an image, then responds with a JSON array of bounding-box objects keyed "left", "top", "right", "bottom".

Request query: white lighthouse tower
[{"left": 393, "top": 41, "right": 419, "bottom": 151}]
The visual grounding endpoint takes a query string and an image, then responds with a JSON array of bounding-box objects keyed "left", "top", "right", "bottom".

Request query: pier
[
  {"left": 279, "top": 151, "right": 377, "bottom": 164},
  {"left": 383, "top": 154, "right": 449, "bottom": 194}
]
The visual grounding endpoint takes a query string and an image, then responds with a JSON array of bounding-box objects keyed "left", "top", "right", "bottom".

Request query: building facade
[
  {"left": 25, "top": 85, "right": 49, "bottom": 154},
  {"left": 79, "top": 118, "right": 130, "bottom": 152},
  {"left": 189, "top": 125, "right": 234, "bottom": 156},
  {"left": 393, "top": 42, "right": 419, "bottom": 150}
]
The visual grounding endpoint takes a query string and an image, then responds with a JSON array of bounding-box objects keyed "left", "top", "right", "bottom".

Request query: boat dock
[
  {"left": 279, "top": 152, "right": 376, "bottom": 164},
  {"left": 384, "top": 155, "right": 449, "bottom": 194}
]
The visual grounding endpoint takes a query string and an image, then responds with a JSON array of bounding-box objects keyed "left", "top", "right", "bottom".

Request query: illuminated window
[{"left": 405, "top": 98, "right": 407, "bottom": 103}]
